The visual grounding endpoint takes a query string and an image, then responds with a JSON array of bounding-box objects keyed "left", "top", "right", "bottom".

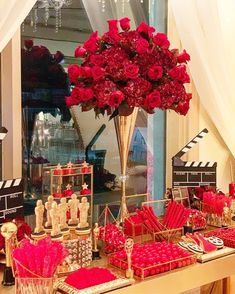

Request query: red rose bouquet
[
  {"left": 66, "top": 18, "right": 191, "bottom": 117},
  {"left": 22, "top": 40, "right": 67, "bottom": 90},
  {"left": 21, "top": 39, "right": 71, "bottom": 121}
]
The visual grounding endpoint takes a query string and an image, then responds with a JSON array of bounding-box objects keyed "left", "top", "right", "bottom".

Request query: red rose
[
  {"left": 79, "top": 88, "right": 94, "bottom": 101},
  {"left": 68, "top": 64, "right": 80, "bottom": 84},
  {"left": 177, "top": 49, "right": 190, "bottom": 63},
  {"left": 17, "top": 223, "right": 32, "bottom": 241},
  {"left": 24, "top": 39, "right": 33, "bottom": 49},
  {"left": 90, "top": 54, "right": 105, "bottom": 66},
  {"left": 91, "top": 66, "right": 105, "bottom": 80},
  {"left": 137, "top": 22, "right": 155, "bottom": 38},
  {"left": 144, "top": 91, "right": 161, "bottom": 108},
  {"left": 108, "top": 19, "right": 119, "bottom": 34},
  {"left": 75, "top": 46, "right": 87, "bottom": 58},
  {"left": 124, "top": 64, "right": 139, "bottom": 79},
  {"left": 31, "top": 45, "right": 50, "bottom": 60},
  {"left": 153, "top": 33, "right": 170, "bottom": 49},
  {"left": 148, "top": 65, "right": 163, "bottom": 80},
  {"left": 108, "top": 91, "right": 124, "bottom": 107},
  {"left": 0, "top": 234, "right": 4, "bottom": 250},
  {"left": 120, "top": 17, "right": 130, "bottom": 31},
  {"left": 80, "top": 66, "right": 92, "bottom": 79},
  {"left": 168, "top": 65, "right": 190, "bottom": 83},
  {"left": 94, "top": 80, "right": 117, "bottom": 108},
  {"left": 176, "top": 101, "right": 190, "bottom": 115},
  {"left": 71, "top": 87, "right": 81, "bottom": 100},
  {"left": 65, "top": 95, "right": 79, "bottom": 107},
  {"left": 84, "top": 31, "right": 99, "bottom": 53},
  {"left": 105, "top": 20, "right": 120, "bottom": 43},
  {"left": 136, "top": 38, "right": 149, "bottom": 54},
  {"left": 54, "top": 51, "right": 64, "bottom": 63}
]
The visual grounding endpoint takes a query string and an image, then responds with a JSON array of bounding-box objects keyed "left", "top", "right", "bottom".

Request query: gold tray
[
  {"left": 197, "top": 246, "right": 235, "bottom": 263},
  {"left": 54, "top": 277, "right": 132, "bottom": 294}
]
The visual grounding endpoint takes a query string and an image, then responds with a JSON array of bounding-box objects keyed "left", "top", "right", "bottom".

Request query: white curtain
[
  {"left": 0, "top": 0, "right": 36, "bottom": 52},
  {"left": 81, "top": 0, "right": 116, "bottom": 34},
  {"left": 170, "top": 0, "right": 235, "bottom": 158}
]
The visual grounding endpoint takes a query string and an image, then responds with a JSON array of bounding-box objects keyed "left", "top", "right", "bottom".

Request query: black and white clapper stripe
[
  {"left": 174, "top": 128, "right": 209, "bottom": 159},
  {"left": 183, "top": 161, "right": 216, "bottom": 168},
  {"left": 0, "top": 178, "right": 22, "bottom": 189},
  {"left": 0, "top": 178, "right": 23, "bottom": 224},
  {"left": 172, "top": 128, "right": 217, "bottom": 188}
]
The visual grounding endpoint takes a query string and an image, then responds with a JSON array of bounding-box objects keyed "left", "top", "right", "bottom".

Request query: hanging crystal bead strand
[
  {"left": 45, "top": 4, "right": 50, "bottom": 26},
  {"left": 59, "top": 8, "right": 62, "bottom": 28},
  {"left": 55, "top": 8, "right": 59, "bottom": 33},
  {"left": 122, "top": 0, "right": 125, "bottom": 14},
  {"left": 101, "top": 0, "right": 106, "bottom": 12},
  {"left": 33, "top": 8, "right": 38, "bottom": 32},
  {"left": 30, "top": 10, "right": 34, "bottom": 27}
]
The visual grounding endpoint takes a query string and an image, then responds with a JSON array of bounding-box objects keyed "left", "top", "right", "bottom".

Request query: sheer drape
[
  {"left": 170, "top": 0, "right": 235, "bottom": 157},
  {"left": 0, "top": 0, "right": 36, "bottom": 52}
]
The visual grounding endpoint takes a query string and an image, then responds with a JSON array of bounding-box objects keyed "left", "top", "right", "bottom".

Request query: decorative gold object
[
  {"left": 114, "top": 108, "right": 138, "bottom": 222},
  {"left": 222, "top": 203, "right": 232, "bottom": 227},
  {"left": 124, "top": 238, "right": 134, "bottom": 280},
  {"left": 1, "top": 222, "right": 17, "bottom": 267},
  {"left": 1, "top": 222, "right": 17, "bottom": 286}
]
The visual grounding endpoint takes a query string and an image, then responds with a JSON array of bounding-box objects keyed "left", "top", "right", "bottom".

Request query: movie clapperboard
[
  {"left": 0, "top": 178, "right": 23, "bottom": 224},
  {"left": 172, "top": 128, "right": 217, "bottom": 188}
]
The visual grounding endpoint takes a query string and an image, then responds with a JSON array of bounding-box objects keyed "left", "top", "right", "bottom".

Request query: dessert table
[
  {"left": 1, "top": 253, "right": 235, "bottom": 294},
  {"left": 110, "top": 253, "right": 235, "bottom": 294}
]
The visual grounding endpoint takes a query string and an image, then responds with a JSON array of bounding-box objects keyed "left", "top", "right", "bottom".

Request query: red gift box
[
  {"left": 81, "top": 166, "right": 91, "bottom": 174},
  {"left": 63, "top": 168, "right": 76, "bottom": 175},
  {"left": 53, "top": 192, "right": 63, "bottom": 198},
  {"left": 80, "top": 188, "right": 91, "bottom": 195},
  {"left": 53, "top": 169, "right": 62, "bottom": 175},
  {"left": 63, "top": 189, "right": 74, "bottom": 197}
]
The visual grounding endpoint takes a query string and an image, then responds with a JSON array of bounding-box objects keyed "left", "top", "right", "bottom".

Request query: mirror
[{"left": 21, "top": 0, "right": 149, "bottom": 218}]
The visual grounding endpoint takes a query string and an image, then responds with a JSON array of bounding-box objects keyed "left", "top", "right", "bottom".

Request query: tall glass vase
[{"left": 114, "top": 108, "right": 138, "bottom": 222}]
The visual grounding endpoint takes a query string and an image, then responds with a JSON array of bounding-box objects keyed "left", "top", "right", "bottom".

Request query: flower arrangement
[
  {"left": 99, "top": 224, "right": 127, "bottom": 253},
  {"left": 203, "top": 192, "right": 232, "bottom": 216},
  {"left": 21, "top": 39, "right": 71, "bottom": 122},
  {"left": 66, "top": 18, "right": 191, "bottom": 118},
  {"left": 22, "top": 40, "right": 67, "bottom": 91}
]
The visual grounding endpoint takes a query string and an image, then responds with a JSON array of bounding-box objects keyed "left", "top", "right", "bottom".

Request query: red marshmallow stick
[
  {"left": 164, "top": 201, "right": 178, "bottom": 228},
  {"left": 178, "top": 208, "right": 191, "bottom": 228},
  {"left": 136, "top": 209, "right": 155, "bottom": 232},
  {"left": 142, "top": 206, "right": 163, "bottom": 232},
  {"left": 163, "top": 201, "right": 173, "bottom": 226},
  {"left": 148, "top": 206, "right": 165, "bottom": 231},
  {"left": 173, "top": 204, "right": 186, "bottom": 228}
]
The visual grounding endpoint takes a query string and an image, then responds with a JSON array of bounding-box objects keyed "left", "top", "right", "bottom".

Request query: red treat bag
[
  {"left": 63, "top": 184, "right": 74, "bottom": 197},
  {"left": 63, "top": 162, "right": 76, "bottom": 175},
  {"left": 80, "top": 183, "right": 91, "bottom": 195},
  {"left": 81, "top": 161, "right": 90, "bottom": 173},
  {"left": 53, "top": 164, "right": 63, "bottom": 175}
]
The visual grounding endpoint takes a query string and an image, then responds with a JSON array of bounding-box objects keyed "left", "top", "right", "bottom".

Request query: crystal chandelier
[
  {"left": 97, "top": 0, "right": 144, "bottom": 13},
  {"left": 25, "top": 0, "right": 73, "bottom": 33}
]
